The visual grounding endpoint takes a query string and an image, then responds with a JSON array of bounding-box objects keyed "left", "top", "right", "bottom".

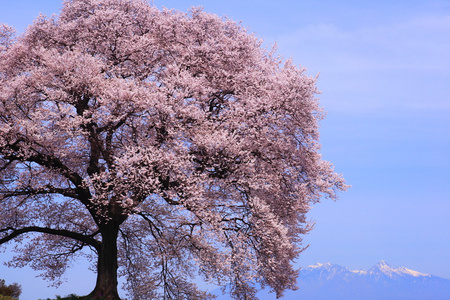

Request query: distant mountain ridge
[
  {"left": 310, "top": 260, "right": 429, "bottom": 278},
  {"left": 214, "top": 261, "right": 450, "bottom": 299},
  {"left": 290, "top": 260, "right": 450, "bottom": 300}
]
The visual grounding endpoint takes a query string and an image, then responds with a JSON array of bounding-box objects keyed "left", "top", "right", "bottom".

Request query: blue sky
[{"left": 1, "top": 0, "right": 449, "bottom": 299}]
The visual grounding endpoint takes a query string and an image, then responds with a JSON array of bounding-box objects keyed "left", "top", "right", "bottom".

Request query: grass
[{"left": 0, "top": 295, "right": 18, "bottom": 300}]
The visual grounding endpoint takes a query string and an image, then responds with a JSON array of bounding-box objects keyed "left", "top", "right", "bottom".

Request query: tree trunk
[{"left": 87, "top": 223, "right": 121, "bottom": 300}]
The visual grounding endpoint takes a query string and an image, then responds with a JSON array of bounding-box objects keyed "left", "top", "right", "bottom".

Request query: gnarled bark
[{"left": 87, "top": 223, "right": 121, "bottom": 300}]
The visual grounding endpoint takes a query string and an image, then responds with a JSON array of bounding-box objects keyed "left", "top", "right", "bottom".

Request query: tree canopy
[
  {"left": 0, "top": 279, "right": 21, "bottom": 299},
  {"left": 0, "top": 0, "right": 347, "bottom": 299}
]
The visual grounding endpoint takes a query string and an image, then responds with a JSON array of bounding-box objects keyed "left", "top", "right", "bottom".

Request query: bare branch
[
  {"left": 0, "top": 226, "right": 101, "bottom": 251},
  {"left": 0, "top": 185, "right": 79, "bottom": 200}
]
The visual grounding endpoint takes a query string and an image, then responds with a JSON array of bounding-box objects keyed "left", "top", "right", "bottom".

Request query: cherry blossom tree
[{"left": 0, "top": 0, "right": 347, "bottom": 299}]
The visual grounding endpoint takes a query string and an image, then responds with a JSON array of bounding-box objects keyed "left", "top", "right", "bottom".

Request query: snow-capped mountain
[
  {"left": 303, "top": 260, "right": 430, "bottom": 281},
  {"left": 288, "top": 261, "right": 450, "bottom": 300},
  {"left": 214, "top": 261, "right": 450, "bottom": 299}
]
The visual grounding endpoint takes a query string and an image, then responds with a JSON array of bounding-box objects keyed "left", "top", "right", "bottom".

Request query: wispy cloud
[
  {"left": 277, "top": 15, "right": 450, "bottom": 72},
  {"left": 274, "top": 14, "right": 450, "bottom": 113}
]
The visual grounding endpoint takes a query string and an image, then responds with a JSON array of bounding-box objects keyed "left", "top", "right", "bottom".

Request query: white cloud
[
  {"left": 276, "top": 15, "right": 450, "bottom": 72},
  {"left": 273, "top": 14, "right": 450, "bottom": 113}
]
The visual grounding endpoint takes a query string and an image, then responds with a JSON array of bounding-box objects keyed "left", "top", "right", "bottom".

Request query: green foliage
[
  {"left": 0, "top": 279, "right": 21, "bottom": 299},
  {"left": 38, "top": 294, "right": 105, "bottom": 300},
  {"left": 38, "top": 294, "right": 80, "bottom": 300},
  {"left": 55, "top": 294, "right": 79, "bottom": 300}
]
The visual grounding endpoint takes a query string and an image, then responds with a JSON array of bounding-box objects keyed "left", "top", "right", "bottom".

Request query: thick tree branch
[
  {"left": 2, "top": 140, "right": 94, "bottom": 207},
  {"left": 2, "top": 140, "right": 85, "bottom": 190},
  {"left": 1, "top": 185, "right": 79, "bottom": 200},
  {"left": 0, "top": 226, "right": 101, "bottom": 251},
  {"left": 27, "top": 151, "right": 95, "bottom": 205}
]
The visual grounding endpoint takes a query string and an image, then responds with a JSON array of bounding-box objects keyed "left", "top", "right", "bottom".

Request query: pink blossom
[{"left": 0, "top": 1, "right": 347, "bottom": 299}]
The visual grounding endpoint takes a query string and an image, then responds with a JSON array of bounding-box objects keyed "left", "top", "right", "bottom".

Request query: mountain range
[{"left": 213, "top": 261, "right": 450, "bottom": 299}]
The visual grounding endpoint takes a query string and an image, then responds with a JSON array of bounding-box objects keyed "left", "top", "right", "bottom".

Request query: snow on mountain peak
[
  {"left": 306, "top": 261, "right": 430, "bottom": 279},
  {"left": 397, "top": 266, "right": 430, "bottom": 277},
  {"left": 371, "top": 260, "right": 397, "bottom": 276},
  {"left": 308, "top": 262, "right": 331, "bottom": 269},
  {"left": 370, "top": 260, "right": 430, "bottom": 278},
  {"left": 376, "top": 260, "right": 389, "bottom": 267}
]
